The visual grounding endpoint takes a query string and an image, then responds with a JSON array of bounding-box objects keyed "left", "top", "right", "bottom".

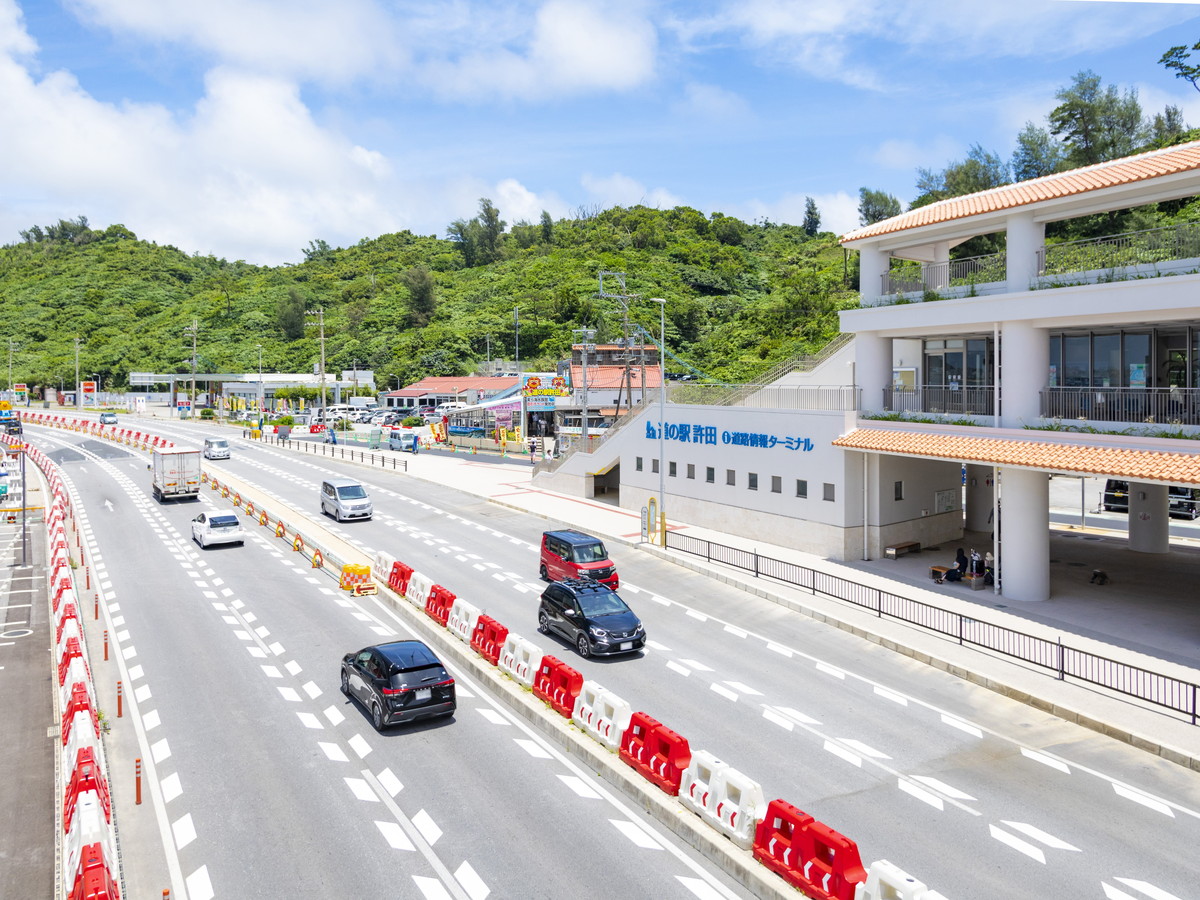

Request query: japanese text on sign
[{"left": 645, "top": 421, "right": 813, "bottom": 451}]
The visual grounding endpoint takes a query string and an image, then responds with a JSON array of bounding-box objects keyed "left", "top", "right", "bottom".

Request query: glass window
[
  {"left": 1063, "top": 335, "right": 1090, "bottom": 387},
  {"left": 635, "top": 457, "right": 643, "bottom": 471},
  {"left": 823, "top": 483, "right": 836, "bottom": 502},
  {"left": 706, "top": 467, "right": 715, "bottom": 483},
  {"left": 687, "top": 464, "right": 695, "bottom": 479},
  {"left": 771, "top": 476, "right": 781, "bottom": 493},
  {"left": 965, "top": 340, "right": 989, "bottom": 386},
  {"left": 726, "top": 469, "right": 735, "bottom": 486},
  {"left": 1092, "top": 334, "right": 1120, "bottom": 388},
  {"left": 748, "top": 473, "right": 758, "bottom": 491},
  {"left": 925, "top": 353, "right": 945, "bottom": 387},
  {"left": 1126, "top": 333, "right": 1152, "bottom": 387},
  {"left": 796, "top": 479, "right": 808, "bottom": 498},
  {"left": 894, "top": 481, "right": 904, "bottom": 501},
  {"left": 668, "top": 461, "right": 677, "bottom": 477},
  {"left": 651, "top": 459, "right": 659, "bottom": 474},
  {"left": 944, "top": 351, "right": 964, "bottom": 390},
  {"left": 1048, "top": 336, "right": 1061, "bottom": 387}
]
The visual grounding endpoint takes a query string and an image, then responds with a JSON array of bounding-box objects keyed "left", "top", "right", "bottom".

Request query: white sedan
[{"left": 191, "top": 512, "right": 245, "bottom": 548}]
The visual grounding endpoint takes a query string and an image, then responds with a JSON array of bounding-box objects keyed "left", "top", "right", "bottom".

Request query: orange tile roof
[
  {"left": 833, "top": 428, "right": 1200, "bottom": 484},
  {"left": 569, "top": 364, "right": 663, "bottom": 391},
  {"left": 841, "top": 140, "right": 1200, "bottom": 243}
]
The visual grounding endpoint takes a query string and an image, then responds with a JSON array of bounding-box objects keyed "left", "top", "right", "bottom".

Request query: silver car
[{"left": 191, "top": 512, "right": 245, "bottom": 548}]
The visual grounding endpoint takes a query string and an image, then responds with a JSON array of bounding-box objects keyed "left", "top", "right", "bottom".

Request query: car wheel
[
  {"left": 340, "top": 669, "right": 350, "bottom": 696},
  {"left": 371, "top": 701, "right": 384, "bottom": 732},
  {"left": 537, "top": 611, "right": 550, "bottom": 635},
  {"left": 335, "top": 509, "right": 342, "bottom": 522},
  {"left": 576, "top": 634, "right": 592, "bottom": 659},
  {"left": 199, "top": 534, "right": 207, "bottom": 549},
  {"left": 539, "top": 564, "right": 548, "bottom": 581}
]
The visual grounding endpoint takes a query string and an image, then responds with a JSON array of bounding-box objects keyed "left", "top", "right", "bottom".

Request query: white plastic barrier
[
  {"left": 63, "top": 793, "right": 119, "bottom": 900},
  {"left": 498, "top": 633, "right": 542, "bottom": 688},
  {"left": 571, "top": 681, "right": 633, "bottom": 751},
  {"left": 854, "top": 859, "right": 944, "bottom": 900},
  {"left": 446, "top": 598, "right": 481, "bottom": 644},
  {"left": 372, "top": 551, "right": 395, "bottom": 584},
  {"left": 405, "top": 571, "right": 434, "bottom": 610},
  {"left": 679, "top": 751, "right": 766, "bottom": 850}
]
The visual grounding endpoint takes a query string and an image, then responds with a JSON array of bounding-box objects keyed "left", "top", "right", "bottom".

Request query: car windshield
[
  {"left": 337, "top": 485, "right": 367, "bottom": 499},
  {"left": 571, "top": 541, "right": 608, "bottom": 564},
  {"left": 210, "top": 441, "right": 228, "bottom": 449},
  {"left": 210, "top": 515, "right": 240, "bottom": 528},
  {"left": 577, "top": 590, "right": 629, "bottom": 618},
  {"left": 377, "top": 642, "right": 440, "bottom": 672}
]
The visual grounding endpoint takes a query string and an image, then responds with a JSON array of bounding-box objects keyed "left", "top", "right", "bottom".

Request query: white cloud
[
  {"left": 64, "top": 0, "right": 404, "bottom": 84},
  {"left": 580, "top": 172, "right": 682, "bottom": 209},
  {"left": 734, "top": 190, "right": 859, "bottom": 236},
  {"left": 673, "top": 82, "right": 750, "bottom": 121}
]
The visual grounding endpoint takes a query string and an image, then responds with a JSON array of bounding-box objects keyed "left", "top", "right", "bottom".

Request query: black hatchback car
[
  {"left": 537, "top": 579, "right": 646, "bottom": 659},
  {"left": 341, "top": 640, "right": 456, "bottom": 731}
]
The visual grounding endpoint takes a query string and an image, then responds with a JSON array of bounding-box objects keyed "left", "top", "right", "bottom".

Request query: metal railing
[
  {"left": 1040, "top": 387, "right": 1200, "bottom": 426},
  {"left": 1037, "top": 221, "right": 1200, "bottom": 276},
  {"left": 665, "top": 531, "right": 1200, "bottom": 723},
  {"left": 883, "top": 252, "right": 1007, "bottom": 296},
  {"left": 705, "top": 333, "right": 855, "bottom": 407},
  {"left": 882, "top": 386, "right": 995, "bottom": 417},
  {"left": 251, "top": 433, "right": 409, "bottom": 472}
]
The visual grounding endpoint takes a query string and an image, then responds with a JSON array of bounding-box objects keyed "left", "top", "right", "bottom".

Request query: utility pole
[
  {"left": 307, "top": 307, "right": 327, "bottom": 415},
  {"left": 572, "top": 327, "right": 596, "bottom": 447},
  {"left": 73, "top": 337, "right": 82, "bottom": 410},
  {"left": 7, "top": 339, "right": 18, "bottom": 394},
  {"left": 597, "top": 270, "right": 638, "bottom": 417},
  {"left": 183, "top": 319, "right": 199, "bottom": 415},
  {"left": 514, "top": 307, "right": 520, "bottom": 373},
  {"left": 257, "top": 344, "right": 263, "bottom": 413}
]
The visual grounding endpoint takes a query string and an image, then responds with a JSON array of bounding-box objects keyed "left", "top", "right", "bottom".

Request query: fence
[
  {"left": 665, "top": 532, "right": 1199, "bottom": 724},
  {"left": 251, "top": 433, "right": 409, "bottom": 472}
]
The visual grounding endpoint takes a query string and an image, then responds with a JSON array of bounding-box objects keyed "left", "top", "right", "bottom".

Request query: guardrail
[
  {"left": 665, "top": 531, "right": 1200, "bottom": 724},
  {"left": 250, "top": 433, "right": 410, "bottom": 472}
]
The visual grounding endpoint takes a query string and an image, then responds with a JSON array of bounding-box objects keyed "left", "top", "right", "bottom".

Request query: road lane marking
[
  {"left": 1021, "top": 748, "right": 1071, "bottom": 773},
  {"left": 558, "top": 775, "right": 603, "bottom": 799},
  {"left": 1113, "top": 783, "right": 1174, "bottom": 817},
  {"left": 899, "top": 779, "right": 944, "bottom": 810},
  {"left": 1001, "top": 821, "right": 1080, "bottom": 851},
  {"left": 172, "top": 813, "right": 197, "bottom": 850},
  {"left": 345, "top": 776, "right": 379, "bottom": 801},
  {"left": 376, "top": 820, "right": 416, "bottom": 851},
  {"left": 989, "top": 824, "right": 1045, "bottom": 863}
]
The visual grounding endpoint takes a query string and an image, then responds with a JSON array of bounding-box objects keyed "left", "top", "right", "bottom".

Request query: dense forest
[{"left": 3, "top": 50, "right": 1200, "bottom": 396}]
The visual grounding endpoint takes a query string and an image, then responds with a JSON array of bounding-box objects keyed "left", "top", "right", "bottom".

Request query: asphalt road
[
  {"left": 27, "top": 417, "right": 1200, "bottom": 900},
  {"left": 31, "top": 427, "right": 754, "bottom": 900}
]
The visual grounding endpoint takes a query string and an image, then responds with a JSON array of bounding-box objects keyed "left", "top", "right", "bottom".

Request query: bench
[
  {"left": 884, "top": 541, "right": 921, "bottom": 560},
  {"left": 929, "top": 565, "right": 951, "bottom": 582}
]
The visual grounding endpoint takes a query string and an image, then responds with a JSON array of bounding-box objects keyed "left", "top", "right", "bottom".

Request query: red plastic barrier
[
  {"left": 532, "top": 656, "right": 583, "bottom": 718},
  {"left": 56, "top": 603, "right": 80, "bottom": 643},
  {"left": 58, "top": 637, "right": 86, "bottom": 685},
  {"left": 753, "top": 801, "right": 866, "bottom": 900},
  {"left": 619, "top": 712, "right": 691, "bottom": 795},
  {"left": 62, "top": 683, "right": 99, "bottom": 744},
  {"left": 68, "top": 843, "right": 119, "bottom": 900},
  {"left": 53, "top": 576, "right": 74, "bottom": 613},
  {"left": 469, "top": 615, "right": 509, "bottom": 665},
  {"left": 425, "top": 584, "right": 455, "bottom": 627},
  {"left": 63, "top": 747, "right": 111, "bottom": 834},
  {"left": 388, "top": 562, "right": 413, "bottom": 595}
]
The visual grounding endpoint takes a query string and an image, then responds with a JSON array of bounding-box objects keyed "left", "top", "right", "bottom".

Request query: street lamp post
[
  {"left": 73, "top": 337, "right": 82, "bottom": 410},
  {"left": 92, "top": 374, "right": 101, "bottom": 407},
  {"left": 650, "top": 298, "right": 667, "bottom": 545},
  {"left": 257, "top": 344, "right": 263, "bottom": 414}
]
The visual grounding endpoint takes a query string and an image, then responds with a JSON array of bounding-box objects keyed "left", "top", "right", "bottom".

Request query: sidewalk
[{"left": 357, "top": 445, "right": 1200, "bottom": 770}]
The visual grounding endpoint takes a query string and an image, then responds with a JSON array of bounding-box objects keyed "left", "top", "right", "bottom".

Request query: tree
[
  {"left": 400, "top": 266, "right": 436, "bottom": 326},
  {"left": 857, "top": 188, "right": 901, "bottom": 226},
  {"left": 912, "top": 144, "right": 1010, "bottom": 208},
  {"left": 1049, "top": 70, "right": 1146, "bottom": 168},
  {"left": 1160, "top": 40, "right": 1200, "bottom": 93},
  {"left": 302, "top": 239, "right": 334, "bottom": 262},
  {"left": 540, "top": 210, "right": 554, "bottom": 245},
  {"left": 1011, "top": 123, "right": 1066, "bottom": 182},
  {"left": 802, "top": 197, "right": 821, "bottom": 236},
  {"left": 276, "top": 288, "right": 307, "bottom": 340},
  {"left": 477, "top": 198, "right": 505, "bottom": 264},
  {"left": 446, "top": 218, "right": 479, "bottom": 267},
  {"left": 1149, "top": 105, "right": 1187, "bottom": 146}
]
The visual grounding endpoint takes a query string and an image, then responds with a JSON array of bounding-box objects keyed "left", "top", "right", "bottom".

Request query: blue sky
[{"left": 2, "top": 0, "right": 1199, "bottom": 265}]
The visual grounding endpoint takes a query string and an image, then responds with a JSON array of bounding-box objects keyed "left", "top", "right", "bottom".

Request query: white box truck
[{"left": 152, "top": 448, "right": 201, "bottom": 502}]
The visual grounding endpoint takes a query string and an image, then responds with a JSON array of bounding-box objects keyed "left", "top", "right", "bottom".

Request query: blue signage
[{"left": 645, "top": 421, "right": 813, "bottom": 451}]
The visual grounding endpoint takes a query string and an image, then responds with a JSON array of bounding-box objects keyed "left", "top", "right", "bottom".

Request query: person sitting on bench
[{"left": 937, "top": 549, "right": 968, "bottom": 583}]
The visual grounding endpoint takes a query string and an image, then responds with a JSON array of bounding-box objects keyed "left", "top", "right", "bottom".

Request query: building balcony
[
  {"left": 872, "top": 221, "right": 1200, "bottom": 308},
  {"left": 1040, "top": 387, "right": 1200, "bottom": 428},
  {"left": 881, "top": 386, "right": 995, "bottom": 419}
]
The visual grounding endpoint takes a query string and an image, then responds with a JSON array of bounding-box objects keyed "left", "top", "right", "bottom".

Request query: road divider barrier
[
  {"left": 311, "top": 548, "right": 324, "bottom": 569},
  {"left": 498, "top": 633, "right": 540, "bottom": 688},
  {"left": 532, "top": 656, "right": 583, "bottom": 719},
  {"left": 372, "top": 552, "right": 396, "bottom": 585},
  {"left": 446, "top": 597, "right": 480, "bottom": 644},
  {"left": 753, "top": 800, "right": 867, "bottom": 900},
  {"left": 572, "top": 681, "right": 633, "bottom": 752},
  {"left": 470, "top": 615, "right": 509, "bottom": 665},
  {"left": 619, "top": 712, "right": 691, "bottom": 796},
  {"left": 854, "top": 859, "right": 947, "bottom": 900},
  {"left": 339, "top": 563, "right": 370, "bottom": 590},
  {"left": 387, "top": 561, "right": 413, "bottom": 596},
  {"left": 425, "top": 584, "right": 455, "bottom": 627},
  {"left": 405, "top": 571, "right": 434, "bottom": 610},
  {"left": 679, "top": 751, "right": 767, "bottom": 850}
]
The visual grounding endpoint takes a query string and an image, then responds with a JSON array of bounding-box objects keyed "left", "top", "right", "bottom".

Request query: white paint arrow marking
[
  {"left": 103, "top": 499, "right": 113, "bottom": 511},
  {"left": 1113, "top": 878, "right": 1185, "bottom": 900}
]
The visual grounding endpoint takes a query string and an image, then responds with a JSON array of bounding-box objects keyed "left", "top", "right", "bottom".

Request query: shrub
[
  {"left": 402, "top": 416, "right": 424, "bottom": 427},
  {"left": 275, "top": 415, "right": 294, "bottom": 426},
  {"left": 200, "top": 408, "right": 215, "bottom": 420}
]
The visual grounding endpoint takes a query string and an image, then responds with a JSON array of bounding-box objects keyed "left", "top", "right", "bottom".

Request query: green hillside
[{"left": 0, "top": 209, "right": 853, "bottom": 394}]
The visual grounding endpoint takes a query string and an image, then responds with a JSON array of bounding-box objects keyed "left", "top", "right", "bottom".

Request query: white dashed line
[
  {"left": 172, "top": 813, "right": 197, "bottom": 850},
  {"left": 345, "top": 777, "right": 379, "bottom": 802},
  {"left": 320, "top": 742, "right": 349, "bottom": 762},
  {"left": 1021, "top": 748, "right": 1070, "bottom": 774},
  {"left": 514, "top": 739, "right": 553, "bottom": 759},
  {"left": 557, "top": 775, "right": 602, "bottom": 799},
  {"left": 611, "top": 819, "right": 663, "bottom": 850},
  {"left": 376, "top": 820, "right": 416, "bottom": 851},
  {"left": 412, "top": 809, "right": 442, "bottom": 845},
  {"left": 989, "top": 824, "right": 1046, "bottom": 863},
  {"left": 1113, "top": 783, "right": 1175, "bottom": 817}
]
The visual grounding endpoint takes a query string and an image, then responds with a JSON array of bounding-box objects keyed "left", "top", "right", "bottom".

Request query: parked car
[
  {"left": 190, "top": 512, "right": 245, "bottom": 548},
  {"left": 3, "top": 419, "right": 22, "bottom": 435},
  {"left": 99, "top": 412, "right": 118, "bottom": 425},
  {"left": 417, "top": 406, "right": 436, "bottom": 418},
  {"left": 537, "top": 579, "right": 645, "bottom": 659},
  {"left": 540, "top": 529, "right": 618, "bottom": 588},
  {"left": 388, "top": 430, "right": 420, "bottom": 453},
  {"left": 341, "top": 640, "right": 456, "bottom": 730}
]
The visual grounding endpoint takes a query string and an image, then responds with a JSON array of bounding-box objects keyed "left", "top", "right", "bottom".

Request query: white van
[
  {"left": 203, "top": 438, "right": 231, "bottom": 460},
  {"left": 314, "top": 405, "right": 357, "bottom": 423},
  {"left": 434, "top": 401, "right": 468, "bottom": 416},
  {"left": 320, "top": 477, "right": 373, "bottom": 522}
]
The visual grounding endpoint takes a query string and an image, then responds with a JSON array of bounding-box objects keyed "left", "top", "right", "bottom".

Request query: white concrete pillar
[
  {"left": 1127, "top": 482, "right": 1170, "bottom": 553},
  {"left": 858, "top": 246, "right": 890, "bottom": 305},
  {"left": 854, "top": 331, "right": 890, "bottom": 415},
  {"left": 930, "top": 240, "right": 951, "bottom": 290},
  {"left": 964, "top": 464, "right": 994, "bottom": 532},
  {"left": 999, "top": 467, "right": 1049, "bottom": 602},
  {"left": 999, "top": 320, "right": 1049, "bottom": 428},
  {"left": 1006, "top": 212, "right": 1044, "bottom": 292}
]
